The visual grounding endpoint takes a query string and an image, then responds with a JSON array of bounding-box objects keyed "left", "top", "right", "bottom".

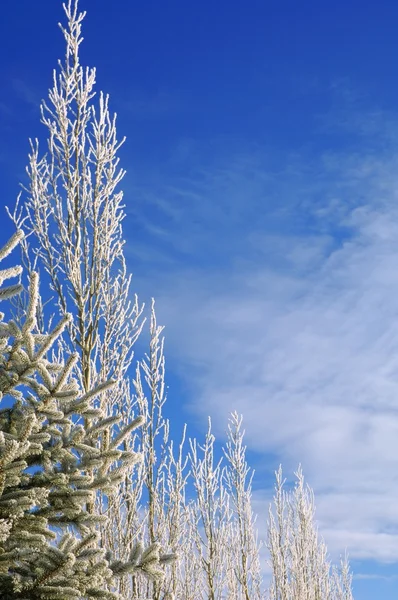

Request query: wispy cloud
[
  {"left": 12, "top": 78, "right": 40, "bottom": 109},
  {"left": 120, "top": 87, "right": 181, "bottom": 119},
  {"left": 0, "top": 101, "right": 13, "bottom": 117},
  {"left": 354, "top": 573, "right": 398, "bottom": 581},
  {"left": 125, "top": 101, "right": 398, "bottom": 570}
]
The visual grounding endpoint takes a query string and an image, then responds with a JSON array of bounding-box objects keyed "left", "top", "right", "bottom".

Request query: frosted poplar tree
[
  {"left": 188, "top": 419, "right": 232, "bottom": 600},
  {"left": 9, "top": 0, "right": 143, "bottom": 416},
  {"left": 267, "top": 465, "right": 353, "bottom": 600},
  {"left": 128, "top": 302, "right": 189, "bottom": 600},
  {"left": 223, "top": 412, "right": 263, "bottom": 600}
]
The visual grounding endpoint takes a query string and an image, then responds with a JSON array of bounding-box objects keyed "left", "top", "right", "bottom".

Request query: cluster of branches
[{"left": 1, "top": 1, "right": 355, "bottom": 599}]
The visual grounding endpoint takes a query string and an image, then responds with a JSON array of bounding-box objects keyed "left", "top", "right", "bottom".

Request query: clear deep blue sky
[{"left": 2, "top": 2, "right": 398, "bottom": 598}]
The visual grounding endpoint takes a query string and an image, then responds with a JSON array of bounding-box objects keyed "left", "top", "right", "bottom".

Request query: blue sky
[{"left": 2, "top": 1, "right": 398, "bottom": 598}]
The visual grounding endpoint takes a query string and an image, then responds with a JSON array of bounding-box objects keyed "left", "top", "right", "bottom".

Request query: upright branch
[
  {"left": 223, "top": 412, "right": 263, "bottom": 600},
  {"left": 130, "top": 299, "right": 183, "bottom": 599},
  {"left": 189, "top": 419, "right": 232, "bottom": 600}
]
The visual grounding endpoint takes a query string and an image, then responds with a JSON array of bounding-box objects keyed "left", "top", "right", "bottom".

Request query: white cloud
[{"left": 126, "top": 114, "right": 398, "bottom": 567}]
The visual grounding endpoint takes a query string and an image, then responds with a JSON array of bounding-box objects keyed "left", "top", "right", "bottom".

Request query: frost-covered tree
[
  {"left": 116, "top": 301, "right": 188, "bottom": 600},
  {"left": 223, "top": 412, "right": 263, "bottom": 600},
  {"left": 10, "top": 0, "right": 143, "bottom": 400},
  {"left": 0, "top": 232, "right": 168, "bottom": 599},
  {"left": 7, "top": 0, "right": 176, "bottom": 595},
  {"left": 267, "top": 465, "right": 353, "bottom": 600},
  {"left": 188, "top": 419, "right": 232, "bottom": 600}
]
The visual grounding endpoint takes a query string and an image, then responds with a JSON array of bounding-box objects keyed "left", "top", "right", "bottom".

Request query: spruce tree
[{"left": 0, "top": 232, "right": 171, "bottom": 599}]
